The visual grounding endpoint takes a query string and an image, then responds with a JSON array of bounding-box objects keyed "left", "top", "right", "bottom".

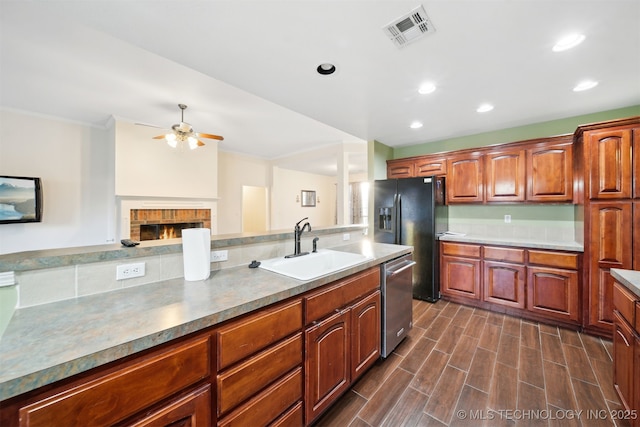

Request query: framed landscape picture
[{"left": 0, "top": 176, "right": 43, "bottom": 224}]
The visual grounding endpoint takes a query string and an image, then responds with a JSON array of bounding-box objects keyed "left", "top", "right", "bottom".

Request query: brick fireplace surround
[{"left": 129, "top": 209, "right": 211, "bottom": 241}]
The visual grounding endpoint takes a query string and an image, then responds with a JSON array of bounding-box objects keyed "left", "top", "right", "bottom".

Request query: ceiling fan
[{"left": 151, "top": 104, "right": 224, "bottom": 150}]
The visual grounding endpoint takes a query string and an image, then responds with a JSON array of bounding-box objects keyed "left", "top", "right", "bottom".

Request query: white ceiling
[{"left": 1, "top": 1, "right": 639, "bottom": 176}]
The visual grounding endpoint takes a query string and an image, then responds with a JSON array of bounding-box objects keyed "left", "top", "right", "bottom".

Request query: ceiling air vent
[{"left": 382, "top": 5, "right": 435, "bottom": 48}]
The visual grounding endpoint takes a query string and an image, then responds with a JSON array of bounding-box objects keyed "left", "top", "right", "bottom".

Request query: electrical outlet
[
  {"left": 116, "top": 262, "right": 146, "bottom": 280},
  {"left": 211, "top": 250, "right": 228, "bottom": 262},
  {"left": 504, "top": 214, "right": 512, "bottom": 224},
  {"left": 343, "top": 233, "right": 351, "bottom": 241}
]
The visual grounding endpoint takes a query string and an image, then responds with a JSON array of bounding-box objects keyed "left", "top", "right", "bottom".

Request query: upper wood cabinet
[
  {"left": 634, "top": 128, "right": 640, "bottom": 199},
  {"left": 586, "top": 127, "right": 633, "bottom": 200},
  {"left": 527, "top": 141, "right": 574, "bottom": 202},
  {"left": 387, "top": 159, "right": 415, "bottom": 179},
  {"left": 447, "top": 153, "right": 484, "bottom": 203},
  {"left": 484, "top": 148, "right": 526, "bottom": 202},
  {"left": 415, "top": 157, "right": 447, "bottom": 176}
]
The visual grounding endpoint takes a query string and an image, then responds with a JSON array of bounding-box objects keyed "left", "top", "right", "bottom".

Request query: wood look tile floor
[{"left": 315, "top": 299, "right": 633, "bottom": 427}]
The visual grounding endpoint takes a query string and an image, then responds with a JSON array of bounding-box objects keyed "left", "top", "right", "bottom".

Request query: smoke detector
[{"left": 383, "top": 5, "right": 435, "bottom": 48}]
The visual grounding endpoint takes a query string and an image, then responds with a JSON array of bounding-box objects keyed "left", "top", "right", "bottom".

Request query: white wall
[
  {"left": 271, "top": 167, "right": 336, "bottom": 231},
  {"left": 217, "top": 151, "right": 271, "bottom": 234},
  {"left": 0, "top": 110, "right": 115, "bottom": 253},
  {"left": 115, "top": 121, "right": 218, "bottom": 198}
]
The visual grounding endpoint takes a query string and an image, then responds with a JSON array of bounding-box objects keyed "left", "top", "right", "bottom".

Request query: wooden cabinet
[
  {"left": 526, "top": 141, "right": 574, "bottom": 202},
  {"left": 447, "top": 154, "right": 484, "bottom": 203},
  {"left": 387, "top": 159, "right": 415, "bottom": 178},
  {"left": 440, "top": 242, "right": 581, "bottom": 327},
  {"left": 527, "top": 249, "right": 580, "bottom": 323},
  {"left": 304, "top": 268, "right": 380, "bottom": 424},
  {"left": 579, "top": 119, "right": 640, "bottom": 338},
  {"left": 14, "top": 336, "right": 212, "bottom": 427},
  {"left": 415, "top": 157, "right": 447, "bottom": 176},
  {"left": 440, "top": 242, "right": 481, "bottom": 300},
  {"left": 483, "top": 247, "right": 526, "bottom": 309},
  {"left": 305, "top": 309, "right": 350, "bottom": 422},
  {"left": 124, "top": 385, "right": 211, "bottom": 427},
  {"left": 612, "top": 282, "right": 640, "bottom": 426},
  {"left": 386, "top": 156, "right": 447, "bottom": 178},
  {"left": 587, "top": 127, "right": 633, "bottom": 200},
  {"left": 216, "top": 299, "right": 303, "bottom": 425},
  {"left": 484, "top": 149, "right": 526, "bottom": 202},
  {"left": 586, "top": 203, "right": 633, "bottom": 334},
  {"left": 0, "top": 266, "right": 384, "bottom": 427}
]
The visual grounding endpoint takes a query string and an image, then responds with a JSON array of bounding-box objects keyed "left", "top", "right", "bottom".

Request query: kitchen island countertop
[{"left": 0, "top": 240, "right": 411, "bottom": 401}]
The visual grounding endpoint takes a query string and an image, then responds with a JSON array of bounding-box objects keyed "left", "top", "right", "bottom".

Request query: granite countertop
[
  {"left": 0, "top": 240, "right": 411, "bottom": 401},
  {"left": 611, "top": 269, "right": 640, "bottom": 298},
  {"left": 438, "top": 233, "right": 584, "bottom": 252}
]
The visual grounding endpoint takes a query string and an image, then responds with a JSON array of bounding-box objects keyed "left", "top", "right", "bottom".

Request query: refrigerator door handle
[{"left": 395, "top": 193, "right": 401, "bottom": 244}]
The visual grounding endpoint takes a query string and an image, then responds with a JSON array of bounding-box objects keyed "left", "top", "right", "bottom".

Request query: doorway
[{"left": 242, "top": 186, "right": 268, "bottom": 233}]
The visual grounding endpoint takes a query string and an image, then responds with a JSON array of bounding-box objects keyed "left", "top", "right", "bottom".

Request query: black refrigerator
[{"left": 374, "top": 176, "right": 448, "bottom": 302}]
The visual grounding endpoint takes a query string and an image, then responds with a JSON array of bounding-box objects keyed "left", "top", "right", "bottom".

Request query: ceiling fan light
[
  {"left": 188, "top": 136, "right": 199, "bottom": 150},
  {"left": 165, "top": 133, "right": 178, "bottom": 148}
]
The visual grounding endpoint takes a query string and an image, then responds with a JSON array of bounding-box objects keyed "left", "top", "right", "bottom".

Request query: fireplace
[{"left": 129, "top": 208, "right": 211, "bottom": 241}]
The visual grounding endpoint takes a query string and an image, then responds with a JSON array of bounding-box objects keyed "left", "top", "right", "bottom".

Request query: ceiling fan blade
[
  {"left": 152, "top": 135, "right": 167, "bottom": 139},
  {"left": 196, "top": 132, "right": 224, "bottom": 141},
  {"left": 197, "top": 139, "right": 206, "bottom": 147}
]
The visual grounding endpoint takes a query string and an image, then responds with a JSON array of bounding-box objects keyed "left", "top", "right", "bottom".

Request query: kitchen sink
[{"left": 259, "top": 249, "right": 372, "bottom": 280}]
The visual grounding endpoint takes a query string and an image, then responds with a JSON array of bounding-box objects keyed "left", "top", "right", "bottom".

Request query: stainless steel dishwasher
[{"left": 381, "top": 253, "right": 416, "bottom": 358}]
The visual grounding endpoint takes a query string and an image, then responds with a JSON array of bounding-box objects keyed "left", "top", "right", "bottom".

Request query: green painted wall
[{"left": 393, "top": 105, "right": 640, "bottom": 158}]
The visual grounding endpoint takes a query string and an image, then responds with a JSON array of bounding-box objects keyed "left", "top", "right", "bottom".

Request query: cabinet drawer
[
  {"left": 528, "top": 250, "right": 579, "bottom": 270},
  {"left": 217, "top": 333, "right": 302, "bottom": 415},
  {"left": 19, "top": 336, "right": 211, "bottom": 427},
  {"left": 271, "top": 402, "right": 303, "bottom": 427},
  {"left": 218, "top": 368, "right": 302, "bottom": 427},
  {"left": 636, "top": 302, "right": 640, "bottom": 332},
  {"left": 217, "top": 299, "right": 302, "bottom": 370},
  {"left": 484, "top": 246, "right": 525, "bottom": 263},
  {"left": 441, "top": 242, "right": 481, "bottom": 258},
  {"left": 614, "top": 282, "right": 637, "bottom": 326},
  {"left": 305, "top": 267, "right": 379, "bottom": 324}
]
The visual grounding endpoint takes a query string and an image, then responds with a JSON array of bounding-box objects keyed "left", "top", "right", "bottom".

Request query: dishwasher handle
[{"left": 386, "top": 260, "right": 416, "bottom": 277}]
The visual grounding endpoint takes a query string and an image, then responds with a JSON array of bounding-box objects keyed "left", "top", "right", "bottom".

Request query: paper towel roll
[{"left": 182, "top": 228, "right": 211, "bottom": 281}]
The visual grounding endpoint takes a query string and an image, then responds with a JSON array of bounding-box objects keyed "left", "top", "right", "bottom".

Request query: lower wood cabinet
[
  {"left": 0, "top": 267, "right": 382, "bottom": 427},
  {"left": 304, "top": 268, "right": 381, "bottom": 424},
  {"left": 612, "top": 282, "right": 640, "bottom": 427},
  {"left": 440, "top": 242, "right": 581, "bottom": 327}
]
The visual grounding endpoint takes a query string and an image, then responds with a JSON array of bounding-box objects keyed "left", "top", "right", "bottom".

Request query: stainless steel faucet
[{"left": 285, "top": 217, "right": 311, "bottom": 258}]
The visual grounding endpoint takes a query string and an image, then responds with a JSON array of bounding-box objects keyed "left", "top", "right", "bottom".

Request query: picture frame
[
  {"left": 0, "top": 175, "right": 43, "bottom": 224},
  {"left": 301, "top": 190, "right": 316, "bottom": 207}
]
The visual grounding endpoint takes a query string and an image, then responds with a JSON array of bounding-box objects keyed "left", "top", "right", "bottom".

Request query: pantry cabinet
[{"left": 578, "top": 118, "right": 640, "bottom": 337}]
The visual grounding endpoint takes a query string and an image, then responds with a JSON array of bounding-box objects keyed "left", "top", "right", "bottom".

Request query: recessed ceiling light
[
  {"left": 476, "top": 104, "right": 494, "bottom": 113},
  {"left": 410, "top": 121, "right": 423, "bottom": 129},
  {"left": 316, "top": 63, "right": 336, "bottom": 75},
  {"left": 418, "top": 83, "right": 436, "bottom": 95},
  {"left": 553, "top": 33, "right": 586, "bottom": 52},
  {"left": 573, "top": 80, "right": 598, "bottom": 91}
]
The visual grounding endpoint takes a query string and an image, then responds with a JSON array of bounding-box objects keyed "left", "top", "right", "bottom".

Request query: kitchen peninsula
[{"left": 0, "top": 232, "right": 411, "bottom": 426}]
